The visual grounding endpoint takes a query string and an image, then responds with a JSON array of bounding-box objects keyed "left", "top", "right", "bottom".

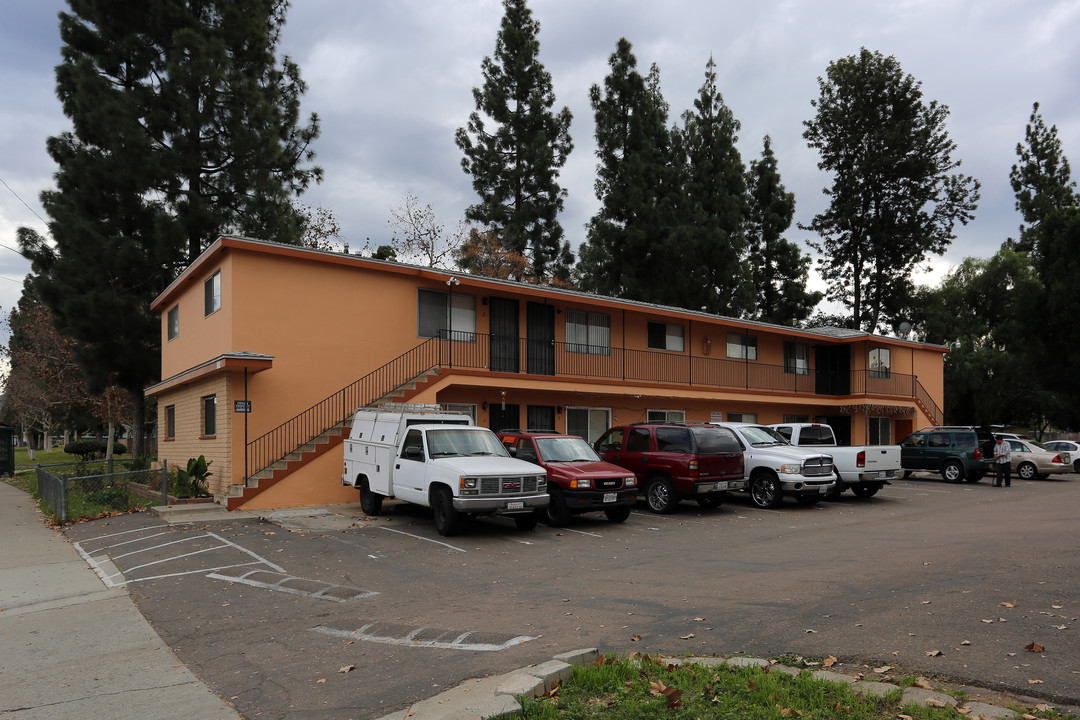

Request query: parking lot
[{"left": 65, "top": 474, "right": 1080, "bottom": 720}]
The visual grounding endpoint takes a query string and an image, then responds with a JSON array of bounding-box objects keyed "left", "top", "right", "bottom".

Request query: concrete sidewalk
[{"left": 0, "top": 483, "right": 240, "bottom": 720}]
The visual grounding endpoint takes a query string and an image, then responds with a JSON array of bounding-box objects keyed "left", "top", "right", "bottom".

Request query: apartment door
[
  {"left": 526, "top": 302, "right": 555, "bottom": 375},
  {"left": 815, "top": 346, "right": 850, "bottom": 395},
  {"left": 527, "top": 405, "right": 556, "bottom": 432},
  {"left": 489, "top": 297, "right": 519, "bottom": 373},
  {"left": 488, "top": 404, "right": 519, "bottom": 433}
]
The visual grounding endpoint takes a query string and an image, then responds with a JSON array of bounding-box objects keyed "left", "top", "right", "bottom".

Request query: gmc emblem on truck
[{"left": 503, "top": 480, "right": 521, "bottom": 491}]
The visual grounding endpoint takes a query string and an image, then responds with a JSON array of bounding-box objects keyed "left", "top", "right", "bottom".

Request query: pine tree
[
  {"left": 577, "top": 39, "right": 677, "bottom": 304},
  {"left": 802, "top": 48, "right": 980, "bottom": 333},
  {"left": 745, "top": 136, "right": 822, "bottom": 324},
  {"left": 675, "top": 56, "right": 751, "bottom": 315},
  {"left": 454, "top": 0, "right": 573, "bottom": 281},
  {"left": 18, "top": 0, "right": 322, "bottom": 455}
]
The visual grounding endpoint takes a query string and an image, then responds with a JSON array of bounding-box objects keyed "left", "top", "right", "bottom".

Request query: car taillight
[
  {"left": 857, "top": 450, "right": 865, "bottom": 468},
  {"left": 1053, "top": 455, "right": 1064, "bottom": 463},
  {"left": 689, "top": 460, "right": 699, "bottom": 478},
  {"left": 975, "top": 448, "right": 982, "bottom": 459}
]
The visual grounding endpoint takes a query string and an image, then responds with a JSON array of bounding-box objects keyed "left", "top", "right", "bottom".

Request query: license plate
[
  {"left": 506, "top": 501, "right": 524, "bottom": 510},
  {"left": 877, "top": 471, "right": 888, "bottom": 479},
  {"left": 603, "top": 493, "right": 616, "bottom": 503},
  {"left": 819, "top": 485, "right": 829, "bottom": 493},
  {"left": 713, "top": 482, "right": 728, "bottom": 491}
]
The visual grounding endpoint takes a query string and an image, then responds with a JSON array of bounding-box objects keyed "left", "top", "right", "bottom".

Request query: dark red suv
[
  {"left": 593, "top": 422, "right": 745, "bottom": 513},
  {"left": 497, "top": 431, "right": 637, "bottom": 526}
]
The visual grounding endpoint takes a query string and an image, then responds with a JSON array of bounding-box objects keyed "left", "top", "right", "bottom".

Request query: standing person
[{"left": 992, "top": 435, "right": 1011, "bottom": 487}]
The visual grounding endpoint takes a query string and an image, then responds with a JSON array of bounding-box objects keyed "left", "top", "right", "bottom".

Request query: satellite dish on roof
[{"left": 898, "top": 321, "right": 911, "bottom": 338}]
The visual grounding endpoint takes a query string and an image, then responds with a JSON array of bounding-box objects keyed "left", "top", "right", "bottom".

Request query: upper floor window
[
  {"left": 204, "top": 271, "right": 221, "bottom": 316},
  {"left": 566, "top": 310, "right": 611, "bottom": 355},
  {"left": 647, "top": 321, "right": 684, "bottom": 352},
  {"left": 869, "top": 348, "right": 891, "bottom": 378},
  {"left": 726, "top": 332, "right": 757, "bottom": 360},
  {"left": 783, "top": 341, "right": 810, "bottom": 375},
  {"left": 167, "top": 305, "right": 179, "bottom": 340},
  {"left": 417, "top": 288, "right": 475, "bottom": 340}
]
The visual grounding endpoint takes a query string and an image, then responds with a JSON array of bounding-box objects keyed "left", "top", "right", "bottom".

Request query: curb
[{"left": 379, "top": 650, "right": 1065, "bottom": 720}]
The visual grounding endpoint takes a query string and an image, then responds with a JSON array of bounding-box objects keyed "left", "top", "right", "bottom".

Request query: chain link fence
[{"left": 35, "top": 459, "right": 169, "bottom": 525}]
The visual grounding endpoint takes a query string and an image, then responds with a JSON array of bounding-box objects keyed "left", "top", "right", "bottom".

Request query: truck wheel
[
  {"left": 1017, "top": 462, "right": 1037, "bottom": 480},
  {"left": 941, "top": 461, "right": 964, "bottom": 483},
  {"left": 604, "top": 505, "right": 631, "bottom": 523},
  {"left": 903, "top": 470, "right": 913, "bottom": 478},
  {"left": 750, "top": 472, "right": 783, "bottom": 509},
  {"left": 645, "top": 476, "right": 676, "bottom": 514},
  {"left": 851, "top": 484, "right": 880, "bottom": 498},
  {"left": 514, "top": 512, "right": 538, "bottom": 531},
  {"left": 544, "top": 487, "right": 571, "bottom": 527},
  {"left": 796, "top": 494, "right": 821, "bottom": 506},
  {"left": 696, "top": 494, "right": 724, "bottom": 509},
  {"left": 431, "top": 487, "right": 461, "bottom": 537},
  {"left": 358, "top": 477, "right": 383, "bottom": 516},
  {"left": 824, "top": 476, "right": 844, "bottom": 500}
]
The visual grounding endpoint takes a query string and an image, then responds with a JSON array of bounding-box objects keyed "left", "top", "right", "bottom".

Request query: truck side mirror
[
  {"left": 404, "top": 446, "right": 424, "bottom": 461},
  {"left": 507, "top": 446, "right": 517, "bottom": 457}
]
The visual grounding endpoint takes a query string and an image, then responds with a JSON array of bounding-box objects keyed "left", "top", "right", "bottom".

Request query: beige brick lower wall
[{"left": 157, "top": 375, "right": 233, "bottom": 496}]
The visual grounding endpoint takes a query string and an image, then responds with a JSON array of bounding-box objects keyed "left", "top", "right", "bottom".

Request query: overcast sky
[{"left": 2, "top": 0, "right": 1078, "bottom": 342}]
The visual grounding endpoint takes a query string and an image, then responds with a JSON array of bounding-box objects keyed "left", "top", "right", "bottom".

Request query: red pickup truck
[
  {"left": 593, "top": 421, "right": 745, "bottom": 513},
  {"left": 497, "top": 431, "right": 638, "bottom": 526}
]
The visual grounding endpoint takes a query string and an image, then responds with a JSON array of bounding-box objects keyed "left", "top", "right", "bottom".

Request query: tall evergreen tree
[
  {"left": 744, "top": 136, "right": 822, "bottom": 324},
  {"left": 454, "top": 0, "right": 573, "bottom": 281},
  {"left": 669, "top": 57, "right": 751, "bottom": 315},
  {"left": 802, "top": 47, "right": 980, "bottom": 333},
  {"left": 577, "top": 39, "right": 677, "bottom": 304},
  {"left": 18, "top": 0, "right": 321, "bottom": 454},
  {"left": 1009, "top": 102, "right": 1078, "bottom": 256}
]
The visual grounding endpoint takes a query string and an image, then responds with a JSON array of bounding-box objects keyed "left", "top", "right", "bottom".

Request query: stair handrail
[
  {"left": 914, "top": 378, "right": 943, "bottom": 425},
  {"left": 246, "top": 337, "right": 441, "bottom": 478}
]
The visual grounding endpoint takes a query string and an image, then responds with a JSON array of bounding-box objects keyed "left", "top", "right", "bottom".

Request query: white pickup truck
[
  {"left": 342, "top": 405, "right": 548, "bottom": 536},
  {"left": 769, "top": 422, "right": 902, "bottom": 498},
  {"left": 711, "top": 422, "right": 836, "bottom": 508}
]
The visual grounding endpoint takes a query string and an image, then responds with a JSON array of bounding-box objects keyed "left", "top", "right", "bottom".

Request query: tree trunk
[
  {"left": 105, "top": 420, "right": 115, "bottom": 460},
  {"left": 23, "top": 424, "right": 35, "bottom": 462},
  {"left": 129, "top": 388, "right": 145, "bottom": 458}
]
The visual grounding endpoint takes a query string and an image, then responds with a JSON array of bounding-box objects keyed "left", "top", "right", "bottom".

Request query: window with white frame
[
  {"left": 417, "top": 288, "right": 476, "bottom": 340},
  {"left": 167, "top": 305, "right": 179, "bottom": 340},
  {"left": 566, "top": 407, "right": 611, "bottom": 442},
  {"left": 204, "top": 271, "right": 221, "bottom": 316},
  {"left": 647, "top": 409, "right": 685, "bottom": 423},
  {"left": 727, "top": 412, "right": 758, "bottom": 423},
  {"left": 783, "top": 341, "right": 810, "bottom": 375},
  {"left": 869, "top": 416, "right": 892, "bottom": 444},
  {"left": 869, "top": 347, "right": 891, "bottom": 379},
  {"left": 726, "top": 332, "right": 757, "bottom": 360},
  {"left": 647, "top": 321, "right": 684, "bottom": 352},
  {"left": 565, "top": 310, "right": 611, "bottom": 355}
]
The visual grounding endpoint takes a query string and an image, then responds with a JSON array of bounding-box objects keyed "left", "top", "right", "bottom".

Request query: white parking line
[
  {"left": 560, "top": 527, "right": 602, "bottom": 538},
  {"left": 311, "top": 624, "right": 535, "bottom": 652},
  {"left": 379, "top": 526, "right": 467, "bottom": 552}
]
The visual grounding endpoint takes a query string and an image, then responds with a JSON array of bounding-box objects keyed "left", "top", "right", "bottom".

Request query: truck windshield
[
  {"left": 690, "top": 426, "right": 742, "bottom": 454},
  {"left": 534, "top": 437, "right": 600, "bottom": 462},
  {"left": 740, "top": 425, "right": 790, "bottom": 447},
  {"left": 427, "top": 429, "right": 510, "bottom": 458}
]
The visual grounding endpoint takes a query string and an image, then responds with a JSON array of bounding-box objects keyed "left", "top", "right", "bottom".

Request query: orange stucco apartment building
[{"left": 146, "top": 236, "right": 947, "bottom": 510}]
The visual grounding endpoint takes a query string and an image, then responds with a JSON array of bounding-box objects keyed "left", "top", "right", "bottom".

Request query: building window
[
  {"left": 417, "top": 288, "right": 475, "bottom": 340},
  {"left": 783, "top": 414, "right": 810, "bottom": 423},
  {"left": 647, "top": 321, "right": 684, "bottom": 352},
  {"left": 167, "top": 305, "right": 179, "bottom": 341},
  {"left": 869, "top": 416, "right": 892, "bottom": 444},
  {"left": 726, "top": 332, "right": 757, "bottom": 360},
  {"left": 204, "top": 271, "right": 221, "bottom": 316},
  {"left": 165, "top": 405, "right": 176, "bottom": 440},
  {"left": 727, "top": 412, "right": 758, "bottom": 423},
  {"left": 647, "top": 409, "right": 685, "bottom": 423},
  {"left": 202, "top": 395, "right": 217, "bottom": 437},
  {"left": 566, "top": 310, "right": 611, "bottom": 355},
  {"left": 869, "top": 348, "right": 891, "bottom": 378},
  {"left": 566, "top": 407, "right": 611, "bottom": 442},
  {"left": 783, "top": 341, "right": 810, "bottom": 375}
]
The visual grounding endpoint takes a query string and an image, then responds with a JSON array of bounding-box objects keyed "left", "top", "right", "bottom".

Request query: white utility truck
[
  {"left": 768, "top": 422, "right": 902, "bottom": 499},
  {"left": 342, "top": 404, "right": 548, "bottom": 536}
]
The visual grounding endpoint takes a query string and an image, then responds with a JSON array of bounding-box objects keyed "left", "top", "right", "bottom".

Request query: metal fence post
[{"left": 162, "top": 459, "right": 168, "bottom": 506}]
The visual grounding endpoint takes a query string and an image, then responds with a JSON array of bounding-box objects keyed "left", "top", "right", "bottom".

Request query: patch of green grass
[
  {"left": 14, "top": 446, "right": 82, "bottom": 470},
  {"left": 520, "top": 654, "right": 1025, "bottom": 720}
]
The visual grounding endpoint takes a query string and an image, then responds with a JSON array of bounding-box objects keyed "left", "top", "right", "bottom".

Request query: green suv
[{"left": 899, "top": 426, "right": 994, "bottom": 482}]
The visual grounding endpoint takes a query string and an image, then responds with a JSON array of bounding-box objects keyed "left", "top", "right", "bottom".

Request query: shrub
[
  {"left": 85, "top": 486, "right": 130, "bottom": 510},
  {"left": 172, "top": 456, "right": 213, "bottom": 498},
  {"left": 64, "top": 440, "right": 107, "bottom": 463}
]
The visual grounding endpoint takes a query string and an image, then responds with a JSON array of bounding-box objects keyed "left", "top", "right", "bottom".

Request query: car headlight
[
  {"left": 780, "top": 464, "right": 802, "bottom": 474},
  {"left": 571, "top": 478, "right": 592, "bottom": 489},
  {"left": 625, "top": 476, "right": 637, "bottom": 487},
  {"left": 460, "top": 476, "right": 479, "bottom": 495}
]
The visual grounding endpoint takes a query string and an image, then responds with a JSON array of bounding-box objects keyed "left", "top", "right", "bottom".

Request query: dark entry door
[
  {"left": 815, "top": 346, "right": 851, "bottom": 395},
  {"left": 526, "top": 302, "right": 555, "bottom": 375},
  {"left": 527, "top": 405, "right": 556, "bottom": 432},
  {"left": 489, "top": 404, "right": 520, "bottom": 433},
  {"left": 489, "top": 297, "right": 519, "bottom": 373}
]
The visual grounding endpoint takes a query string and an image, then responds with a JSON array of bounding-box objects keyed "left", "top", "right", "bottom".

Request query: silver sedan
[{"left": 1006, "top": 439, "right": 1071, "bottom": 480}]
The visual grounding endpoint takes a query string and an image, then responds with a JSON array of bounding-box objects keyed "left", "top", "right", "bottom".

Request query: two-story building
[{"left": 147, "top": 236, "right": 946, "bottom": 510}]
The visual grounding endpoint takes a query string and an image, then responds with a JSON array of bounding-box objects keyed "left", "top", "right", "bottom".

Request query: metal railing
[
  {"left": 247, "top": 331, "right": 939, "bottom": 483},
  {"left": 35, "top": 461, "right": 168, "bottom": 525}
]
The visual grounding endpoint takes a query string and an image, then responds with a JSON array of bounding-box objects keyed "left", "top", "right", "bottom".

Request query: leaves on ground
[
  {"left": 1001, "top": 600, "right": 1017, "bottom": 608},
  {"left": 339, "top": 665, "right": 355, "bottom": 673},
  {"left": 1025, "top": 642, "right": 1044, "bottom": 653},
  {"left": 873, "top": 665, "right": 892, "bottom": 674},
  {"left": 925, "top": 650, "right": 943, "bottom": 657},
  {"left": 823, "top": 656, "right": 837, "bottom": 667}
]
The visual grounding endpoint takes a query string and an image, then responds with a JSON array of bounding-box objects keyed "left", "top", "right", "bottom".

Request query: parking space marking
[
  {"left": 206, "top": 569, "right": 378, "bottom": 602},
  {"left": 311, "top": 623, "right": 535, "bottom": 652},
  {"left": 560, "top": 527, "right": 602, "bottom": 538},
  {"left": 379, "top": 526, "right": 467, "bottom": 553}
]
